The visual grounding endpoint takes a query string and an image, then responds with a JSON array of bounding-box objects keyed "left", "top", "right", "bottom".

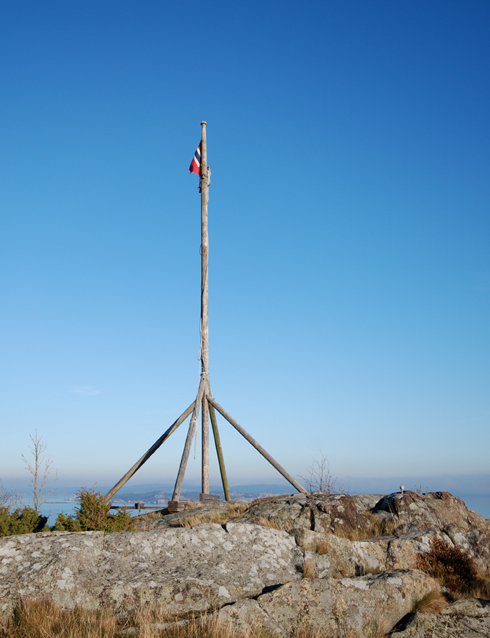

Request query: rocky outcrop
[
  {"left": 295, "top": 527, "right": 449, "bottom": 578},
  {"left": 1, "top": 490, "right": 488, "bottom": 635},
  {"left": 0, "top": 523, "right": 302, "bottom": 621},
  {"left": 233, "top": 491, "right": 490, "bottom": 571},
  {"left": 232, "top": 492, "right": 375, "bottom": 535},
  {"left": 373, "top": 491, "right": 490, "bottom": 570},
  {"left": 218, "top": 570, "right": 439, "bottom": 636},
  {"left": 392, "top": 597, "right": 490, "bottom": 636}
]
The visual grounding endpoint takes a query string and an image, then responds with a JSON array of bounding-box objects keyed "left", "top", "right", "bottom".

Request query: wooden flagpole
[
  {"left": 200, "top": 121, "right": 210, "bottom": 497},
  {"left": 103, "top": 120, "right": 306, "bottom": 509}
]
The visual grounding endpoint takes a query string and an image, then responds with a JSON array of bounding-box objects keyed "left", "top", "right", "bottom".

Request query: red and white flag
[{"left": 189, "top": 143, "right": 201, "bottom": 175}]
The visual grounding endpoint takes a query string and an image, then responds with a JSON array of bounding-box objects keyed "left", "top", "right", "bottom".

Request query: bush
[
  {"left": 417, "top": 537, "right": 478, "bottom": 593},
  {"left": 54, "top": 488, "right": 133, "bottom": 533},
  {"left": 0, "top": 506, "right": 48, "bottom": 537}
]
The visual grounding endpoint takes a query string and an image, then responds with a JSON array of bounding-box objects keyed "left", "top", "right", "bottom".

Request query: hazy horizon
[
  {"left": 6, "top": 474, "right": 489, "bottom": 519},
  {"left": 4, "top": 472, "right": 489, "bottom": 497}
]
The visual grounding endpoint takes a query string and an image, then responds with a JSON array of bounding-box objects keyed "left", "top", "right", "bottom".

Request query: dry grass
[
  {"left": 310, "top": 538, "right": 330, "bottom": 554},
  {"left": 136, "top": 511, "right": 167, "bottom": 523},
  {"left": 226, "top": 502, "right": 248, "bottom": 516},
  {"left": 170, "top": 504, "right": 248, "bottom": 529},
  {"left": 291, "top": 627, "right": 376, "bottom": 638},
  {"left": 248, "top": 495, "right": 291, "bottom": 506},
  {"left": 332, "top": 512, "right": 398, "bottom": 541},
  {"left": 474, "top": 567, "right": 490, "bottom": 599},
  {"left": 302, "top": 558, "right": 317, "bottom": 579},
  {"left": 254, "top": 517, "right": 282, "bottom": 530},
  {"left": 172, "top": 514, "right": 221, "bottom": 528},
  {"left": 183, "top": 501, "right": 205, "bottom": 510},
  {"left": 411, "top": 590, "right": 447, "bottom": 615},
  {"left": 0, "top": 598, "right": 119, "bottom": 637},
  {"left": 0, "top": 598, "right": 383, "bottom": 638}
]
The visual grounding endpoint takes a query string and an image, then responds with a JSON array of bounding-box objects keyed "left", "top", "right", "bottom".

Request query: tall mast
[
  {"left": 103, "top": 120, "right": 306, "bottom": 510},
  {"left": 200, "top": 121, "right": 210, "bottom": 494}
]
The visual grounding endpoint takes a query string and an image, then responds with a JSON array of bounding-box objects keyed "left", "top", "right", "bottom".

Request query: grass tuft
[
  {"left": 302, "top": 558, "right": 317, "bottom": 579},
  {"left": 254, "top": 517, "right": 282, "bottom": 530},
  {"left": 170, "top": 503, "right": 248, "bottom": 528},
  {"left": 311, "top": 538, "right": 330, "bottom": 555},
  {"left": 248, "top": 495, "right": 292, "bottom": 506},
  {"left": 411, "top": 590, "right": 447, "bottom": 615},
  {"left": 183, "top": 501, "right": 205, "bottom": 510},
  {"left": 332, "top": 512, "right": 398, "bottom": 541}
]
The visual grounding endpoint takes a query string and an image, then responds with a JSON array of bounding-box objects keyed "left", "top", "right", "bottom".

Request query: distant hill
[{"left": 105, "top": 483, "right": 294, "bottom": 504}]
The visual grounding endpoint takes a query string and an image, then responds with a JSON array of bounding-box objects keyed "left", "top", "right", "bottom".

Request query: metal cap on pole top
[{"left": 103, "top": 121, "right": 306, "bottom": 513}]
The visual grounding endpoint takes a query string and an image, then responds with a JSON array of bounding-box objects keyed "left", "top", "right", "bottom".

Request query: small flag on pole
[{"left": 189, "top": 143, "right": 201, "bottom": 175}]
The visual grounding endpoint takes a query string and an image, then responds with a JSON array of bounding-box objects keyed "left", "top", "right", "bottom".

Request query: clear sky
[{"left": 1, "top": 1, "right": 489, "bottom": 492}]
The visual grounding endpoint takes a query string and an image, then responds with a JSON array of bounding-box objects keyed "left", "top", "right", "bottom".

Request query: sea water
[
  {"left": 39, "top": 502, "right": 154, "bottom": 525},
  {"left": 462, "top": 495, "right": 490, "bottom": 519}
]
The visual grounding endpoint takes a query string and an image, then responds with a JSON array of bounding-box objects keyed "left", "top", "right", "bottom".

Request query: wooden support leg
[
  {"left": 207, "top": 397, "right": 306, "bottom": 494},
  {"left": 202, "top": 393, "right": 209, "bottom": 494},
  {"left": 208, "top": 398, "right": 231, "bottom": 501},
  {"left": 103, "top": 401, "right": 195, "bottom": 503},
  {"left": 172, "top": 379, "right": 207, "bottom": 502}
]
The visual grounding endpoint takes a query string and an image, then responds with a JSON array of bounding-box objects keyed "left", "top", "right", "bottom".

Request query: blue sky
[{"left": 1, "top": 1, "right": 489, "bottom": 494}]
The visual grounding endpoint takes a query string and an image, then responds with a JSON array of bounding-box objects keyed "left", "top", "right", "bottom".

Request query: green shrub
[
  {"left": 52, "top": 512, "right": 81, "bottom": 532},
  {"left": 0, "top": 506, "right": 48, "bottom": 537},
  {"left": 54, "top": 488, "right": 133, "bottom": 533}
]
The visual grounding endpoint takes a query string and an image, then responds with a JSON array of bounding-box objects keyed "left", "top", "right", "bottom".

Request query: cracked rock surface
[
  {"left": 0, "top": 523, "right": 302, "bottom": 620},
  {"left": 233, "top": 493, "right": 374, "bottom": 535},
  {"left": 218, "top": 569, "right": 439, "bottom": 636}
]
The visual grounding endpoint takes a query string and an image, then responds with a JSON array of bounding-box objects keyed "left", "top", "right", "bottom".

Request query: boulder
[
  {"left": 293, "top": 527, "right": 453, "bottom": 578},
  {"left": 373, "top": 492, "right": 490, "bottom": 569},
  {"left": 231, "top": 492, "right": 373, "bottom": 535},
  {"left": 218, "top": 569, "right": 440, "bottom": 636},
  {"left": 0, "top": 523, "right": 303, "bottom": 622}
]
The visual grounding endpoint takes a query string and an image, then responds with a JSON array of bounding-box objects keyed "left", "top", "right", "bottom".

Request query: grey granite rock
[
  {"left": 230, "top": 492, "right": 373, "bottom": 535},
  {"left": 293, "top": 527, "right": 451, "bottom": 578},
  {"left": 373, "top": 491, "right": 490, "bottom": 570},
  {"left": 0, "top": 523, "right": 302, "bottom": 621},
  {"left": 218, "top": 569, "right": 439, "bottom": 636},
  {"left": 1, "top": 491, "right": 488, "bottom": 636},
  {"left": 392, "top": 597, "right": 490, "bottom": 637}
]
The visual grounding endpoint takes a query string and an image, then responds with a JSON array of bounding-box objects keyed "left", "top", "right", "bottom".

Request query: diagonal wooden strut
[
  {"left": 103, "top": 401, "right": 195, "bottom": 503},
  {"left": 208, "top": 388, "right": 230, "bottom": 501},
  {"left": 202, "top": 392, "right": 209, "bottom": 494},
  {"left": 207, "top": 396, "right": 306, "bottom": 494},
  {"left": 172, "top": 378, "right": 208, "bottom": 501}
]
